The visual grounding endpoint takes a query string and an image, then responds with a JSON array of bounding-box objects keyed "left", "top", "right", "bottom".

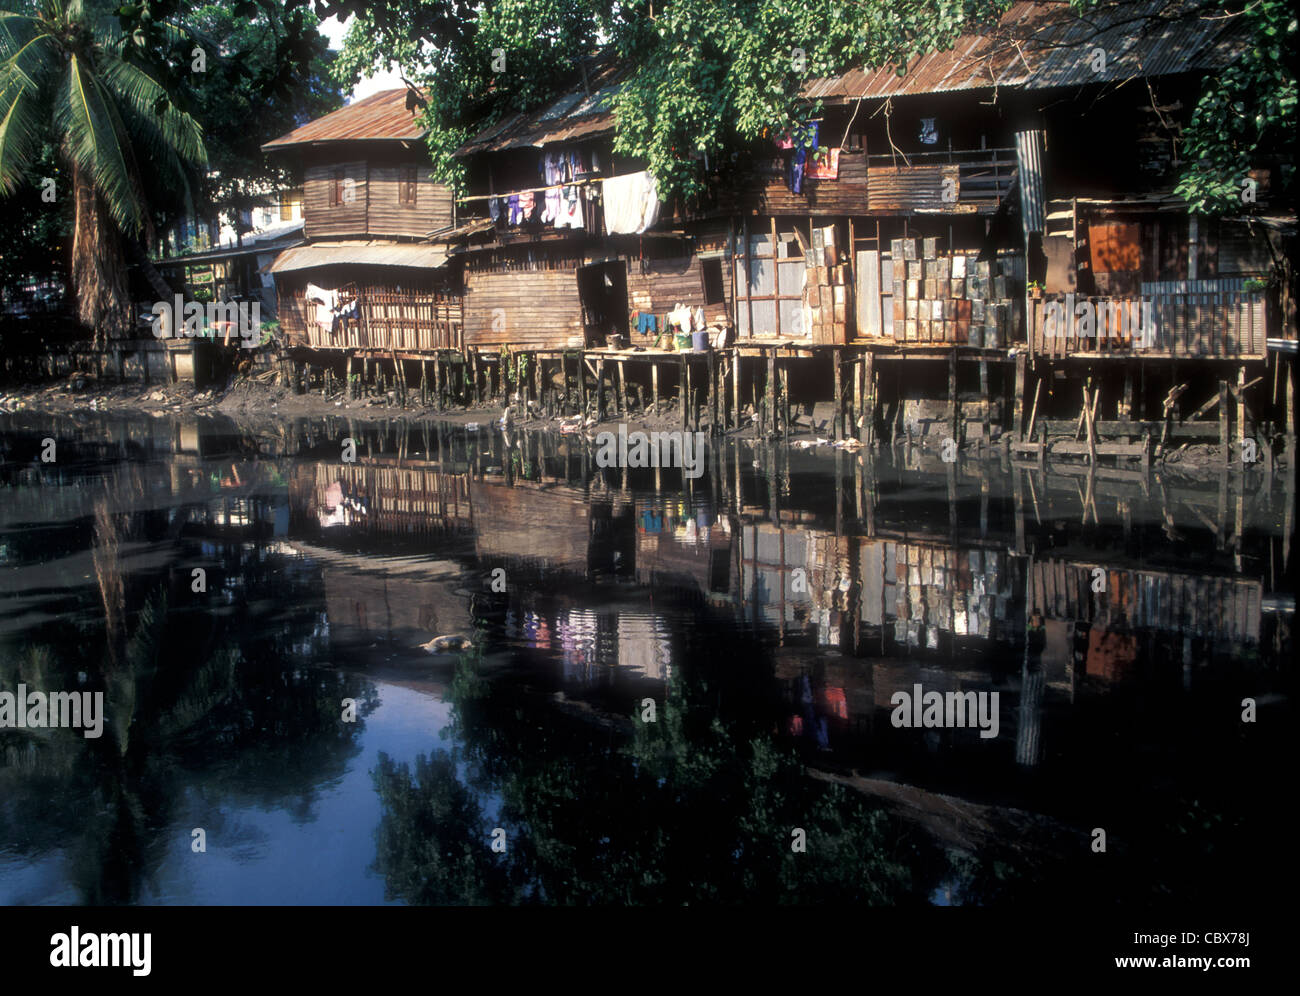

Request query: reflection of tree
[
  {"left": 372, "top": 640, "right": 925, "bottom": 905},
  {"left": 0, "top": 503, "right": 378, "bottom": 904}
]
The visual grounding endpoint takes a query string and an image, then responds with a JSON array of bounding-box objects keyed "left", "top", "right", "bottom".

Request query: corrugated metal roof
[
  {"left": 264, "top": 89, "right": 428, "bottom": 152},
  {"left": 804, "top": 1, "right": 1249, "bottom": 102},
  {"left": 456, "top": 60, "right": 626, "bottom": 157},
  {"left": 267, "top": 242, "right": 448, "bottom": 273}
]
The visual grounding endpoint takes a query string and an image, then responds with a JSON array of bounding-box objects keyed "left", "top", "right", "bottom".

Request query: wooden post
[
  {"left": 980, "top": 358, "right": 990, "bottom": 450},
  {"left": 712, "top": 348, "right": 722, "bottom": 431},
  {"left": 534, "top": 352, "right": 543, "bottom": 419},
  {"left": 862, "top": 350, "right": 875, "bottom": 446},
  {"left": 781, "top": 363, "right": 790, "bottom": 446},
  {"left": 1237, "top": 364, "right": 1247, "bottom": 467},
  {"left": 471, "top": 351, "right": 480, "bottom": 406},
  {"left": 651, "top": 359, "right": 659, "bottom": 416},
  {"left": 948, "top": 348, "right": 958, "bottom": 444},
  {"left": 1219, "top": 375, "right": 1230, "bottom": 465},
  {"left": 420, "top": 359, "right": 429, "bottom": 406},
  {"left": 1013, "top": 351, "right": 1027, "bottom": 440},
  {"left": 1084, "top": 379, "right": 1097, "bottom": 466},
  {"left": 853, "top": 357, "right": 863, "bottom": 444},
  {"left": 597, "top": 355, "right": 606, "bottom": 422},
  {"left": 681, "top": 356, "right": 691, "bottom": 431},
  {"left": 1121, "top": 365, "right": 1134, "bottom": 424},
  {"left": 618, "top": 359, "right": 629, "bottom": 419},
  {"left": 732, "top": 348, "right": 741, "bottom": 432},
  {"left": 832, "top": 347, "right": 843, "bottom": 441},
  {"left": 766, "top": 350, "right": 776, "bottom": 436},
  {"left": 432, "top": 353, "right": 442, "bottom": 410}
]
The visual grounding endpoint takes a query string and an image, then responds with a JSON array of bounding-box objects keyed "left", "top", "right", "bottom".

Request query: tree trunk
[{"left": 71, "top": 162, "right": 131, "bottom": 348}]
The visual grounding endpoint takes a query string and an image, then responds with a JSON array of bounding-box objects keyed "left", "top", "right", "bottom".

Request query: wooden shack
[{"left": 262, "top": 88, "right": 464, "bottom": 360}]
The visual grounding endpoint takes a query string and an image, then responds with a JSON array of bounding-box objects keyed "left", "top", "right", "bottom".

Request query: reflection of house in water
[
  {"left": 734, "top": 521, "right": 1020, "bottom": 654},
  {"left": 634, "top": 496, "right": 732, "bottom": 598},
  {"left": 1030, "top": 558, "right": 1264, "bottom": 687},
  {"left": 293, "top": 541, "right": 469, "bottom": 654},
  {"left": 472, "top": 479, "right": 593, "bottom": 575},
  {"left": 294, "top": 458, "right": 473, "bottom": 537}
]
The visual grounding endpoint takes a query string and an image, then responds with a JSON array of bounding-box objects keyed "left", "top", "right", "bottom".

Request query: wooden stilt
[
  {"left": 708, "top": 348, "right": 718, "bottom": 433},
  {"left": 732, "top": 348, "right": 741, "bottom": 432},
  {"left": 597, "top": 356, "right": 606, "bottom": 422},
  {"left": 617, "top": 359, "right": 629, "bottom": 419},
  {"left": 759, "top": 351, "right": 769, "bottom": 436},
  {"left": 781, "top": 363, "right": 790, "bottom": 446},
  {"left": 420, "top": 360, "right": 429, "bottom": 406},
  {"left": 1237, "top": 364, "right": 1247, "bottom": 466},
  {"left": 948, "top": 348, "right": 958, "bottom": 444},
  {"left": 1013, "top": 351, "right": 1027, "bottom": 440},
  {"left": 679, "top": 355, "right": 687, "bottom": 430},
  {"left": 853, "top": 358, "right": 863, "bottom": 444},
  {"left": 1219, "top": 375, "right": 1230, "bottom": 464},
  {"left": 832, "top": 347, "right": 843, "bottom": 441},
  {"left": 979, "top": 358, "right": 990, "bottom": 450},
  {"left": 651, "top": 360, "right": 659, "bottom": 416},
  {"left": 1084, "top": 379, "right": 1097, "bottom": 466},
  {"left": 863, "top": 350, "right": 875, "bottom": 446},
  {"left": 534, "top": 352, "right": 543, "bottom": 419}
]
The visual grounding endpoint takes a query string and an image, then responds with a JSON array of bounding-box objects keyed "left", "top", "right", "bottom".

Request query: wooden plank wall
[
  {"left": 304, "top": 161, "right": 453, "bottom": 240},
  {"left": 1028, "top": 291, "right": 1268, "bottom": 358},
  {"left": 367, "top": 166, "right": 454, "bottom": 239},
  {"left": 463, "top": 263, "right": 585, "bottom": 349},
  {"left": 304, "top": 161, "right": 367, "bottom": 239},
  {"left": 625, "top": 254, "right": 731, "bottom": 320}
]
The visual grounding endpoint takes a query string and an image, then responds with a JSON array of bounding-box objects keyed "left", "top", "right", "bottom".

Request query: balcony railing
[{"left": 284, "top": 284, "right": 463, "bottom": 353}]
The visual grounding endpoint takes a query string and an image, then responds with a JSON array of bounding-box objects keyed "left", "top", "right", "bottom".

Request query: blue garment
[
  {"left": 507, "top": 194, "right": 521, "bottom": 225},
  {"left": 788, "top": 121, "right": 819, "bottom": 194},
  {"left": 636, "top": 312, "right": 658, "bottom": 336}
]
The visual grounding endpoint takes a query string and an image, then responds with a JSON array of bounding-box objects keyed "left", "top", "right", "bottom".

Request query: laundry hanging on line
[{"left": 602, "top": 170, "right": 660, "bottom": 235}]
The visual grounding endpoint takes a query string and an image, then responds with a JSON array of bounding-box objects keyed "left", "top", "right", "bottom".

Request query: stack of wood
[
  {"left": 801, "top": 225, "right": 852, "bottom": 345},
  {"left": 889, "top": 237, "right": 1016, "bottom": 346}
]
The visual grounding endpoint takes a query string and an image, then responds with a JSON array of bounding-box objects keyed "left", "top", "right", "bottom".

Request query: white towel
[{"left": 603, "top": 171, "right": 660, "bottom": 234}]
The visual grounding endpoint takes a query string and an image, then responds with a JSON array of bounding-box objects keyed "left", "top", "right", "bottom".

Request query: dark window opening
[{"left": 700, "top": 257, "right": 725, "bottom": 305}]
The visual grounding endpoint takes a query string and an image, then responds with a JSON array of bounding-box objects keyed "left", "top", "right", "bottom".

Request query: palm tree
[{"left": 0, "top": 0, "right": 206, "bottom": 343}]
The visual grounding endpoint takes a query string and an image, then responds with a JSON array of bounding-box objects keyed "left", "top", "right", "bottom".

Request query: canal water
[{"left": 0, "top": 412, "right": 1293, "bottom": 905}]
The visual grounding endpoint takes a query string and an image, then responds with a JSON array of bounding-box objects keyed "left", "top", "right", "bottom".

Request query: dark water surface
[{"left": 0, "top": 412, "right": 1294, "bottom": 905}]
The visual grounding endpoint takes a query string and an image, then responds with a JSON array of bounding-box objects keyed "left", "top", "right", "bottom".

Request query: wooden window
[
  {"left": 399, "top": 167, "right": 418, "bottom": 207},
  {"left": 331, "top": 169, "right": 346, "bottom": 206}
]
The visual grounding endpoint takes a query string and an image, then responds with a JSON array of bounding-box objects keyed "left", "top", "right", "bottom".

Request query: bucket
[
  {"left": 691, "top": 330, "right": 709, "bottom": 352},
  {"left": 674, "top": 332, "right": 692, "bottom": 352}
]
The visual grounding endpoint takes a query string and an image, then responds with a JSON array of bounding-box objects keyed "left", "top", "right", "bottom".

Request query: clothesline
[{"left": 457, "top": 177, "right": 603, "bottom": 202}]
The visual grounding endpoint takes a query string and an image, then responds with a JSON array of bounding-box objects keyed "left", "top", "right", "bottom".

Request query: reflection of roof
[
  {"left": 264, "top": 88, "right": 428, "bottom": 151},
  {"left": 267, "top": 241, "right": 449, "bottom": 273},
  {"left": 456, "top": 59, "right": 627, "bottom": 157},
  {"left": 804, "top": 0, "right": 1250, "bottom": 102}
]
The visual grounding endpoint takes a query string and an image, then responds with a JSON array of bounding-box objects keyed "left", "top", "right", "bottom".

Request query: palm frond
[
  {"left": 0, "top": 85, "right": 43, "bottom": 193},
  {"left": 99, "top": 57, "right": 207, "bottom": 167},
  {"left": 55, "top": 53, "right": 144, "bottom": 234}
]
